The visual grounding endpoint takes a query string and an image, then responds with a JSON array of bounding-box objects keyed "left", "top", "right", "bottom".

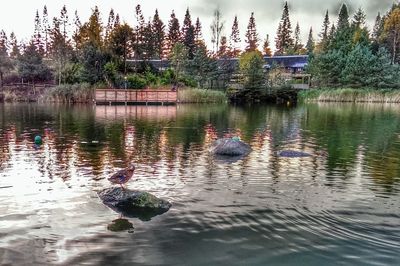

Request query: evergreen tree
[
  {"left": 194, "top": 17, "right": 204, "bottom": 46},
  {"left": 337, "top": 4, "right": 350, "bottom": 31},
  {"left": 114, "top": 14, "right": 121, "bottom": 28},
  {"left": 18, "top": 41, "right": 52, "bottom": 83},
  {"left": 293, "top": 22, "right": 304, "bottom": 54},
  {"left": 187, "top": 42, "right": 217, "bottom": 88},
  {"left": 72, "top": 10, "right": 82, "bottom": 49},
  {"left": 50, "top": 17, "right": 72, "bottom": 85},
  {"left": 238, "top": 50, "right": 265, "bottom": 100},
  {"left": 33, "top": 10, "right": 44, "bottom": 55},
  {"left": 9, "top": 32, "right": 20, "bottom": 58},
  {"left": 306, "top": 27, "right": 315, "bottom": 54},
  {"left": 352, "top": 7, "right": 366, "bottom": 28},
  {"left": 152, "top": 9, "right": 165, "bottom": 59},
  {"left": 319, "top": 10, "right": 330, "bottom": 52},
  {"left": 105, "top": 9, "right": 116, "bottom": 44},
  {"left": 143, "top": 20, "right": 156, "bottom": 59},
  {"left": 182, "top": 8, "right": 195, "bottom": 59},
  {"left": 109, "top": 23, "right": 134, "bottom": 73},
  {"left": 262, "top": 34, "right": 272, "bottom": 56},
  {"left": 372, "top": 13, "right": 383, "bottom": 52},
  {"left": 245, "top": 12, "right": 259, "bottom": 52},
  {"left": 217, "top": 36, "right": 229, "bottom": 58},
  {"left": 60, "top": 5, "right": 69, "bottom": 41},
  {"left": 0, "top": 30, "right": 12, "bottom": 86},
  {"left": 133, "top": 4, "right": 146, "bottom": 59},
  {"left": 275, "top": 2, "right": 293, "bottom": 55},
  {"left": 85, "top": 6, "right": 103, "bottom": 47},
  {"left": 167, "top": 11, "right": 181, "bottom": 57},
  {"left": 42, "top": 5, "right": 50, "bottom": 56},
  {"left": 230, "top": 15, "right": 241, "bottom": 57}
]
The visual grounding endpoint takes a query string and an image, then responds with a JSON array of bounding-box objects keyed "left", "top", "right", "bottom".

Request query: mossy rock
[{"left": 98, "top": 187, "right": 172, "bottom": 221}]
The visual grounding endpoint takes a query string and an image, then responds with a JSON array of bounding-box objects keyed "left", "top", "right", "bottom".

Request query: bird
[{"left": 108, "top": 164, "right": 136, "bottom": 190}]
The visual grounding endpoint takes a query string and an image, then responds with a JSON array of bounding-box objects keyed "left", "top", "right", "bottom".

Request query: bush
[{"left": 127, "top": 74, "right": 148, "bottom": 89}]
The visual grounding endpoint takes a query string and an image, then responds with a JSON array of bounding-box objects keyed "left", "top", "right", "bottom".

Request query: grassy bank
[
  {"left": 40, "top": 83, "right": 94, "bottom": 103},
  {"left": 178, "top": 88, "right": 227, "bottom": 103},
  {"left": 299, "top": 88, "right": 400, "bottom": 103}
]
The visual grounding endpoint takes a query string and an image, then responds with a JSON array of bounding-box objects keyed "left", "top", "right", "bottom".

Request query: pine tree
[
  {"left": 353, "top": 7, "right": 366, "bottom": 28},
  {"left": 0, "top": 30, "right": 12, "bottom": 86},
  {"left": 115, "top": 14, "right": 120, "bottom": 28},
  {"left": 167, "top": 11, "right": 181, "bottom": 57},
  {"left": 143, "top": 20, "right": 156, "bottom": 59},
  {"left": 306, "top": 27, "right": 315, "bottom": 54},
  {"left": 263, "top": 35, "right": 272, "bottom": 56},
  {"left": 372, "top": 13, "right": 383, "bottom": 40},
  {"left": 245, "top": 12, "right": 259, "bottom": 52},
  {"left": 275, "top": 23, "right": 282, "bottom": 55},
  {"left": 134, "top": 4, "right": 146, "bottom": 59},
  {"left": 33, "top": 10, "right": 44, "bottom": 54},
  {"left": 230, "top": 15, "right": 241, "bottom": 57},
  {"left": 72, "top": 10, "right": 82, "bottom": 48},
  {"left": 109, "top": 23, "right": 134, "bottom": 73},
  {"left": 319, "top": 10, "right": 330, "bottom": 51},
  {"left": 50, "top": 17, "right": 71, "bottom": 84},
  {"left": 182, "top": 8, "right": 195, "bottom": 59},
  {"left": 86, "top": 6, "right": 103, "bottom": 47},
  {"left": 275, "top": 2, "right": 294, "bottom": 55},
  {"left": 9, "top": 32, "right": 20, "bottom": 58},
  {"left": 42, "top": 5, "right": 50, "bottom": 56},
  {"left": 218, "top": 36, "right": 228, "bottom": 58},
  {"left": 194, "top": 17, "right": 204, "bottom": 46},
  {"left": 105, "top": 9, "right": 116, "bottom": 44},
  {"left": 152, "top": 9, "right": 165, "bottom": 59},
  {"left": 60, "top": 5, "right": 69, "bottom": 41},
  {"left": 337, "top": 4, "right": 350, "bottom": 31},
  {"left": 293, "top": 22, "right": 304, "bottom": 54}
]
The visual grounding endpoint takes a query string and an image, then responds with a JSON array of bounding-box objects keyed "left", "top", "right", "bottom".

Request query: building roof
[{"left": 263, "top": 55, "right": 309, "bottom": 69}]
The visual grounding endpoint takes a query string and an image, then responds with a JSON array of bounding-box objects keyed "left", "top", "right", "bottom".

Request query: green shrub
[{"left": 127, "top": 74, "right": 148, "bottom": 89}]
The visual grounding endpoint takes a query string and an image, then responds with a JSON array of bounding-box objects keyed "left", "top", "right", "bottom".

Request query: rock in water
[
  {"left": 98, "top": 187, "right": 171, "bottom": 221},
  {"left": 278, "top": 150, "right": 311, "bottom": 158},
  {"left": 210, "top": 138, "right": 251, "bottom": 156}
]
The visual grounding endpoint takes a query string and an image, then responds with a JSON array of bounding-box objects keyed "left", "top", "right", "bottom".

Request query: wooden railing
[{"left": 95, "top": 88, "right": 178, "bottom": 104}]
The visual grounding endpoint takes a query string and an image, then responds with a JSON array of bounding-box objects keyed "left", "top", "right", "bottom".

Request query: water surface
[{"left": 1, "top": 103, "right": 400, "bottom": 265}]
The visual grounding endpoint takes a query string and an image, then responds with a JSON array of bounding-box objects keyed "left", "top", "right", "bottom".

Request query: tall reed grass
[
  {"left": 299, "top": 88, "right": 400, "bottom": 103},
  {"left": 178, "top": 88, "right": 227, "bottom": 103},
  {"left": 41, "top": 83, "right": 94, "bottom": 103}
]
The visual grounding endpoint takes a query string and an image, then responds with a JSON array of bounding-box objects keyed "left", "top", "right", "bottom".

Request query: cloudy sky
[{"left": 0, "top": 0, "right": 395, "bottom": 50}]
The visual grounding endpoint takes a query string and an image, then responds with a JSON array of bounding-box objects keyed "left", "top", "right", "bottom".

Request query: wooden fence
[{"left": 95, "top": 89, "right": 177, "bottom": 105}]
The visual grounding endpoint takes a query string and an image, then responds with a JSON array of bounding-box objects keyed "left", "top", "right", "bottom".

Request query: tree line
[{"left": 1, "top": 2, "right": 400, "bottom": 97}]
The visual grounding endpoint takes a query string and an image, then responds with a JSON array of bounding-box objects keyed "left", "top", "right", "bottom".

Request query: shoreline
[{"left": 298, "top": 88, "right": 400, "bottom": 103}]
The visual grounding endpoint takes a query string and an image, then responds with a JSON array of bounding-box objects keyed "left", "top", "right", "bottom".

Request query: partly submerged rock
[
  {"left": 98, "top": 187, "right": 171, "bottom": 221},
  {"left": 278, "top": 150, "right": 312, "bottom": 158},
  {"left": 210, "top": 138, "right": 251, "bottom": 156}
]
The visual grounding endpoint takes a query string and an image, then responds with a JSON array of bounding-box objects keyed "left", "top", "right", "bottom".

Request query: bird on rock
[{"left": 108, "top": 164, "right": 136, "bottom": 190}]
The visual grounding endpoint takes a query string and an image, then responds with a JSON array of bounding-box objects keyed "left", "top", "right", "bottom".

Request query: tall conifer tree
[
  {"left": 230, "top": 15, "right": 241, "bottom": 57},
  {"left": 152, "top": 9, "right": 165, "bottom": 59},
  {"left": 275, "top": 2, "right": 293, "bottom": 55},
  {"left": 245, "top": 12, "right": 259, "bottom": 52}
]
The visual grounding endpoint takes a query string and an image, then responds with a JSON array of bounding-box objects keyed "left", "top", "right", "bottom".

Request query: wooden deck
[{"left": 95, "top": 89, "right": 177, "bottom": 105}]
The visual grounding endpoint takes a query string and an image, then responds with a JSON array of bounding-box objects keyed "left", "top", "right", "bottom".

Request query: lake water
[{"left": 1, "top": 103, "right": 400, "bottom": 265}]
